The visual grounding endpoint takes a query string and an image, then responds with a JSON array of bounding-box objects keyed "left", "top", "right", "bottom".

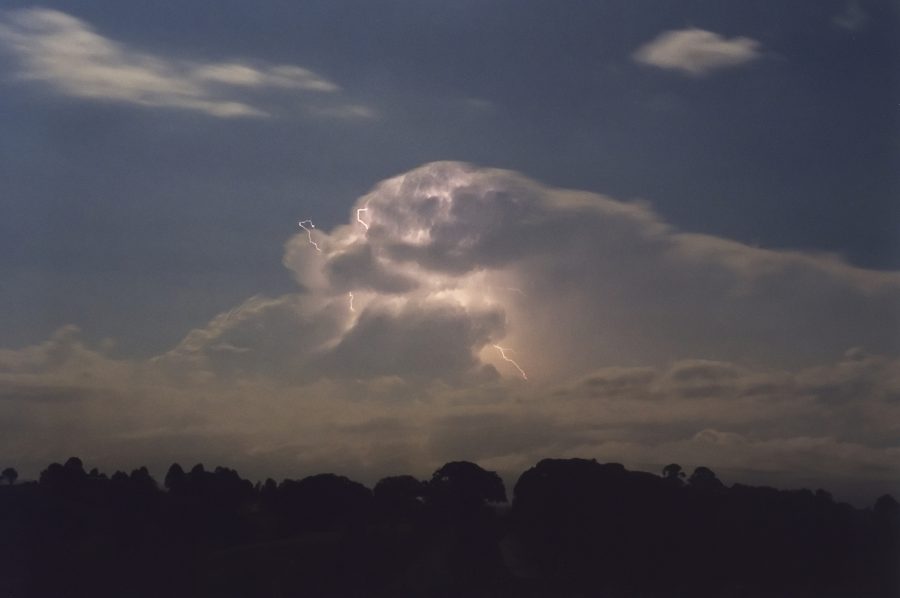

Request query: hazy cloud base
[{"left": 2, "top": 162, "right": 898, "bottom": 502}]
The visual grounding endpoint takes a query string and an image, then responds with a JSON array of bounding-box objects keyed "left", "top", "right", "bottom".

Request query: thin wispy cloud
[
  {"left": 307, "top": 104, "right": 379, "bottom": 120},
  {"left": 832, "top": 1, "right": 869, "bottom": 32},
  {"left": 0, "top": 8, "right": 368, "bottom": 118},
  {"left": 633, "top": 28, "right": 762, "bottom": 76}
]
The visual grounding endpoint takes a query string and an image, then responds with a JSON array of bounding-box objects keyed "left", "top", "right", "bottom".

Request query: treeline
[{"left": 0, "top": 457, "right": 897, "bottom": 597}]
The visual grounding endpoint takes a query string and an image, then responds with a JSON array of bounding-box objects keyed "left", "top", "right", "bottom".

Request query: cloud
[
  {"left": 0, "top": 8, "right": 368, "bottom": 119},
  {"left": 190, "top": 63, "right": 337, "bottom": 92},
  {"left": 833, "top": 1, "right": 869, "bottom": 32},
  {"left": 2, "top": 162, "right": 899, "bottom": 501},
  {"left": 633, "top": 28, "right": 762, "bottom": 76},
  {"left": 318, "top": 302, "right": 504, "bottom": 383},
  {"left": 307, "top": 104, "right": 378, "bottom": 120},
  {"left": 279, "top": 161, "right": 899, "bottom": 378}
]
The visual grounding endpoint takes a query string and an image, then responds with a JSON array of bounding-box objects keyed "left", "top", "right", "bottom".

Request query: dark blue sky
[{"left": 1, "top": 0, "right": 898, "bottom": 356}]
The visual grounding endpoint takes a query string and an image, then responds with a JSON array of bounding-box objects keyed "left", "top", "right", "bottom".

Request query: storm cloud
[{"left": 1, "top": 162, "right": 898, "bottom": 501}]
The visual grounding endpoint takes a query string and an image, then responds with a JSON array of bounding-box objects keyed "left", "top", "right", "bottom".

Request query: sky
[{"left": 1, "top": 0, "right": 898, "bottom": 504}]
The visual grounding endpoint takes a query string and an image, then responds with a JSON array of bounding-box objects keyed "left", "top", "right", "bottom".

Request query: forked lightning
[
  {"left": 356, "top": 206, "right": 370, "bottom": 231},
  {"left": 493, "top": 344, "right": 528, "bottom": 380},
  {"left": 298, "top": 220, "right": 322, "bottom": 253},
  {"left": 299, "top": 213, "right": 526, "bottom": 382}
]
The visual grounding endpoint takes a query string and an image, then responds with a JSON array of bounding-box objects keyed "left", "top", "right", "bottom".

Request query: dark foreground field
[{"left": 1, "top": 457, "right": 897, "bottom": 597}]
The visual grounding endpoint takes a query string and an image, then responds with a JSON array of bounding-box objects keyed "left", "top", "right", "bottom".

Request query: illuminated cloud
[
  {"left": 1, "top": 162, "right": 898, "bottom": 500},
  {"left": 277, "top": 161, "right": 900, "bottom": 379},
  {"left": 0, "top": 8, "right": 368, "bottom": 118},
  {"left": 633, "top": 28, "right": 762, "bottom": 76}
]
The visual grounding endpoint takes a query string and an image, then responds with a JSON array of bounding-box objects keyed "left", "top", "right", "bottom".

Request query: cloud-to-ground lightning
[
  {"left": 300, "top": 202, "right": 527, "bottom": 382},
  {"left": 493, "top": 344, "right": 528, "bottom": 380},
  {"left": 298, "top": 219, "right": 322, "bottom": 253},
  {"left": 350, "top": 208, "right": 368, "bottom": 313},
  {"left": 356, "top": 206, "right": 369, "bottom": 231}
]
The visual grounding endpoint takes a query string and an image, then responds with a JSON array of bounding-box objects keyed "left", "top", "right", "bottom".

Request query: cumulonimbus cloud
[
  {"left": 633, "top": 28, "right": 762, "bottom": 76},
  {"left": 1, "top": 162, "right": 898, "bottom": 500},
  {"left": 273, "top": 161, "right": 900, "bottom": 379},
  {"left": 0, "top": 8, "right": 372, "bottom": 119}
]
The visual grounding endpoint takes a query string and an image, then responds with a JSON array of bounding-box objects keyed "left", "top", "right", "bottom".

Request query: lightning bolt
[
  {"left": 356, "top": 206, "right": 369, "bottom": 231},
  {"left": 298, "top": 219, "right": 321, "bottom": 253},
  {"left": 493, "top": 344, "right": 528, "bottom": 381},
  {"left": 347, "top": 209, "right": 368, "bottom": 315}
]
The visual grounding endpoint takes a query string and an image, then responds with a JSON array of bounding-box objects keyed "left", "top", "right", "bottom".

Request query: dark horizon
[
  {"left": 2, "top": 455, "right": 898, "bottom": 597},
  {"left": 4, "top": 453, "right": 896, "bottom": 511}
]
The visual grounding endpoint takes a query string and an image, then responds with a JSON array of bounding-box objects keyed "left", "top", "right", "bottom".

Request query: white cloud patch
[
  {"left": 633, "top": 28, "right": 762, "bottom": 76},
  {"left": 2, "top": 162, "right": 899, "bottom": 502},
  {"left": 0, "top": 8, "right": 370, "bottom": 119}
]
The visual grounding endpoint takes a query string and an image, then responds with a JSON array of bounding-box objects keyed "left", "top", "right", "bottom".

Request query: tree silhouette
[
  {"left": 688, "top": 466, "right": 723, "bottom": 490},
  {"left": 1, "top": 457, "right": 897, "bottom": 598},
  {"left": 164, "top": 462, "right": 186, "bottom": 493},
  {"left": 276, "top": 473, "right": 373, "bottom": 533},
  {"left": 374, "top": 475, "right": 427, "bottom": 521},
  {"left": 375, "top": 474, "right": 426, "bottom": 502},
  {"left": 129, "top": 465, "right": 158, "bottom": 494},
  {"left": 64, "top": 456, "right": 85, "bottom": 475},
  {"left": 874, "top": 493, "right": 899, "bottom": 516},
  {"left": 39, "top": 461, "right": 71, "bottom": 489},
  {"left": 429, "top": 461, "right": 507, "bottom": 510},
  {"left": 1, "top": 467, "right": 16, "bottom": 485},
  {"left": 662, "top": 463, "right": 685, "bottom": 485}
]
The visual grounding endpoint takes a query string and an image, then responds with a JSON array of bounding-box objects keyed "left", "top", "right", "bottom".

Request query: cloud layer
[
  {"left": 2, "top": 162, "right": 898, "bottom": 502},
  {"left": 0, "top": 8, "right": 370, "bottom": 118},
  {"left": 634, "top": 28, "right": 762, "bottom": 76}
]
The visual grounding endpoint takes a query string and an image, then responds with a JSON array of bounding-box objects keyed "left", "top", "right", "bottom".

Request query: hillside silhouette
[{"left": 0, "top": 457, "right": 897, "bottom": 597}]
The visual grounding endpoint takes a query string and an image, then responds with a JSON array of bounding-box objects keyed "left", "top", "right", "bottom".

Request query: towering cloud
[{"left": 1, "top": 163, "right": 898, "bottom": 500}]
